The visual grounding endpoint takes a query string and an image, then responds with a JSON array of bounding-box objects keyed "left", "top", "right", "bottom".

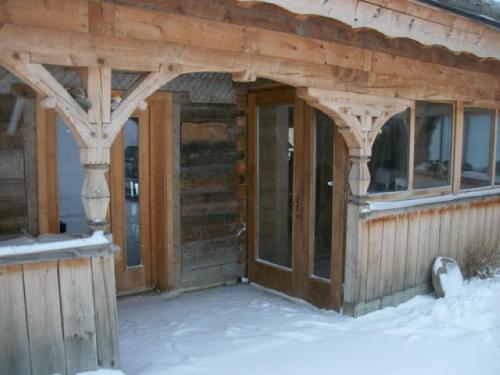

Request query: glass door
[
  {"left": 110, "top": 111, "right": 153, "bottom": 295},
  {"left": 248, "top": 89, "right": 301, "bottom": 296},
  {"left": 248, "top": 89, "right": 347, "bottom": 310}
]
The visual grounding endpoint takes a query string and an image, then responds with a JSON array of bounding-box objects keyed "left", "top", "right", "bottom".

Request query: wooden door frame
[
  {"left": 247, "top": 88, "right": 305, "bottom": 297},
  {"left": 36, "top": 91, "right": 174, "bottom": 294},
  {"left": 301, "top": 107, "right": 348, "bottom": 311},
  {"left": 247, "top": 88, "right": 347, "bottom": 310}
]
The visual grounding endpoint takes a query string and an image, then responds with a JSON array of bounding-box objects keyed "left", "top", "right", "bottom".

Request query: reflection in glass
[
  {"left": 413, "top": 102, "right": 453, "bottom": 189},
  {"left": 57, "top": 117, "right": 86, "bottom": 233},
  {"left": 257, "top": 104, "right": 294, "bottom": 268},
  {"left": 461, "top": 108, "right": 494, "bottom": 189},
  {"left": 497, "top": 116, "right": 500, "bottom": 185},
  {"left": 368, "top": 110, "right": 410, "bottom": 193},
  {"left": 124, "top": 118, "right": 141, "bottom": 267},
  {"left": 313, "top": 111, "right": 333, "bottom": 279}
]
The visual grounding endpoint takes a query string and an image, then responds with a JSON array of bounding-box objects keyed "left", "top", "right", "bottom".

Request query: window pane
[
  {"left": 57, "top": 117, "right": 86, "bottom": 233},
  {"left": 124, "top": 118, "right": 141, "bottom": 267},
  {"left": 313, "top": 111, "right": 333, "bottom": 279},
  {"left": 257, "top": 104, "right": 294, "bottom": 268},
  {"left": 368, "top": 110, "right": 410, "bottom": 193},
  {"left": 413, "top": 102, "right": 453, "bottom": 189},
  {"left": 496, "top": 115, "right": 500, "bottom": 185},
  {"left": 461, "top": 108, "right": 494, "bottom": 189}
]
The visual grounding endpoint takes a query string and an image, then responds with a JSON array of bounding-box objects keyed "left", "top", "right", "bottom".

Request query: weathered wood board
[{"left": 0, "top": 246, "right": 119, "bottom": 375}]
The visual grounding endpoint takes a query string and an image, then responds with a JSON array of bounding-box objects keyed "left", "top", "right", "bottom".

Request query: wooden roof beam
[{"left": 0, "top": 52, "right": 92, "bottom": 147}]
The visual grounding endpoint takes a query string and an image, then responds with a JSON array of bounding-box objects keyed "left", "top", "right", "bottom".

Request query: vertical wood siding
[
  {"left": 360, "top": 197, "right": 500, "bottom": 306},
  {"left": 0, "top": 253, "right": 119, "bottom": 374}
]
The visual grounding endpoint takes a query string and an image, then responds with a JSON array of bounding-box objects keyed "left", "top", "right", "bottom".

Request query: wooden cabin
[{"left": 0, "top": 0, "right": 499, "bottom": 373}]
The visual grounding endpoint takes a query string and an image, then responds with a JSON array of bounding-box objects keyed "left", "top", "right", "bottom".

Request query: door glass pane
[
  {"left": 313, "top": 111, "right": 333, "bottom": 279},
  {"left": 57, "top": 117, "right": 86, "bottom": 234},
  {"left": 413, "top": 102, "right": 453, "bottom": 189},
  {"left": 257, "top": 103, "right": 294, "bottom": 268},
  {"left": 461, "top": 108, "right": 494, "bottom": 189},
  {"left": 497, "top": 115, "right": 500, "bottom": 185},
  {"left": 124, "top": 118, "right": 141, "bottom": 267}
]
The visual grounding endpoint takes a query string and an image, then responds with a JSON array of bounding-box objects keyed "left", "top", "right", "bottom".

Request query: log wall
[
  {"left": 0, "top": 94, "right": 37, "bottom": 236},
  {"left": 0, "top": 244, "right": 119, "bottom": 374},
  {"left": 179, "top": 102, "right": 246, "bottom": 288},
  {"left": 350, "top": 195, "right": 500, "bottom": 315}
]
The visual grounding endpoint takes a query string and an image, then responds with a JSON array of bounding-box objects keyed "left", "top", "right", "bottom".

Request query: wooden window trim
[
  {"left": 368, "top": 100, "right": 456, "bottom": 201},
  {"left": 492, "top": 110, "right": 499, "bottom": 186},
  {"left": 459, "top": 106, "right": 497, "bottom": 193}
]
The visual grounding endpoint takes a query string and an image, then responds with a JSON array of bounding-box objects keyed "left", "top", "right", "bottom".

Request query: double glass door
[{"left": 248, "top": 89, "right": 347, "bottom": 310}]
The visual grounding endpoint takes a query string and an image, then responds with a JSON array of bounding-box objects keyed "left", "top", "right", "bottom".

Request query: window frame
[
  {"left": 458, "top": 107, "right": 496, "bottom": 192},
  {"left": 368, "top": 100, "right": 456, "bottom": 200},
  {"left": 493, "top": 109, "right": 500, "bottom": 187}
]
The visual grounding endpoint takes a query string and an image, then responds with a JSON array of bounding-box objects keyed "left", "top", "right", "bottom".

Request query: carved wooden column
[
  {"left": 297, "top": 87, "right": 411, "bottom": 315},
  {"left": 1, "top": 52, "right": 183, "bottom": 233}
]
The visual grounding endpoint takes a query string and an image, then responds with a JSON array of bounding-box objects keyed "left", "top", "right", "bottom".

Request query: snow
[
  {"left": 439, "top": 262, "right": 464, "bottom": 297},
  {"left": 118, "top": 276, "right": 500, "bottom": 375},
  {"left": 366, "top": 188, "right": 500, "bottom": 212},
  {"left": 0, "top": 231, "right": 109, "bottom": 258},
  {"left": 433, "top": 257, "right": 464, "bottom": 297}
]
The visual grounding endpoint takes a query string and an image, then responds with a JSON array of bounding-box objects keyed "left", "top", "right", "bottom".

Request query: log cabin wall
[
  {"left": 179, "top": 100, "right": 246, "bottom": 289},
  {"left": 0, "top": 93, "right": 37, "bottom": 237},
  {"left": 345, "top": 196, "right": 500, "bottom": 316}
]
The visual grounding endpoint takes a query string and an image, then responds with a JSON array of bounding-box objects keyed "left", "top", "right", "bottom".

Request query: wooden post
[
  {"left": 81, "top": 162, "right": 111, "bottom": 232},
  {"left": 343, "top": 150, "right": 371, "bottom": 316}
]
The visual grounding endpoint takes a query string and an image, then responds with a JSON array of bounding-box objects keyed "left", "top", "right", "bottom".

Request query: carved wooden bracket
[
  {"left": 0, "top": 52, "right": 185, "bottom": 229},
  {"left": 297, "top": 87, "right": 412, "bottom": 197}
]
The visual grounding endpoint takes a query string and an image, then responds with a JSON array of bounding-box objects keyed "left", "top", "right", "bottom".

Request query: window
[
  {"left": 461, "top": 108, "right": 494, "bottom": 190},
  {"left": 368, "top": 110, "right": 410, "bottom": 194},
  {"left": 413, "top": 102, "right": 453, "bottom": 190},
  {"left": 496, "top": 113, "right": 500, "bottom": 185}
]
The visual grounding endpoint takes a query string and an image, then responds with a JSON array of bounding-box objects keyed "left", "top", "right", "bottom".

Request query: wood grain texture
[
  {"left": 0, "top": 265, "right": 31, "bottom": 374},
  {"left": 91, "top": 255, "right": 120, "bottom": 369},
  {"left": 59, "top": 258, "right": 98, "bottom": 374},
  {"left": 358, "top": 196, "right": 500, "bottom": 307},
  {"left": 23, "top": 261, "right": 66, "bottom": 375}
]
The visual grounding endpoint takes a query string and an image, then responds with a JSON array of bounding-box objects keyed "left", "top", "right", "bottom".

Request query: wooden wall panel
[
  {"left": 0, "top": 251, "right": 120, "bottom": 375},
  {"left": 360, "top": 197, "right": 500, "bottom": 308},
  {"left": 179, "top": 102, "right": 244, "bottom": 288}
]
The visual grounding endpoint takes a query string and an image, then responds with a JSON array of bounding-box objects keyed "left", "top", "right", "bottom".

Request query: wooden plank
[
  {"left": 366, "top": 219, "right": 383, "bottom": 301},
  {"left": 22, "top": 97, "right": 38, "bottom": 235},
  {"left": 380, "top": 218, "right": 396, "bottom": 297},
  {"left": 91, "top": 255, "right": 120, "bottom": 369},
  {"left": 427, "top": 209, "right": 441, "bottom": 280},
  {"left": 166, "top": 95, "right": 182, "bottom": 289},
  {"left": 392, "top": 214, "right": 408, "bottom": 294},
  {"left": 415, "top": 212, "right": 431, "bottom": 285},
  {"left": 0, "top": 149, "right": 24, "bottom": 178},
  {"left": 149, "top": 92, "right": 169, "bottom": 290},
  {"left": 59, "top": 258, "right": 98, "bottom": 374},
  {"left": 181, "top": 122, "right": 229, "bottom": 143},
  {"left": 438, "top": 208, "right": 452, "bottom": 258},
  {"left": 457, "top": 203, "right": 470, "bottom": 270},
  {"left": 23, "top": 261, "right": 66, "bottom": 375},
  {"left": 36, "top": 98, "right": 59, "bottom": 234},
  {"left": 404, "top": 211, "right": 420, "bottom": 289},
  {"left": 0, "top": 265, "right": 31, "bottom": 374}
]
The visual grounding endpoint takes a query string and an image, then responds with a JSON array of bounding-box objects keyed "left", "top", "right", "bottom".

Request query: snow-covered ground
[{"left": 117, "top": 276, "right": 500, "bottom": 375}]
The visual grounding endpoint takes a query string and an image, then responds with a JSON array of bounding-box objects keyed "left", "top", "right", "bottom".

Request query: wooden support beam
[
  {"left": 231, "top": 70, "right": 257, "bottom": 82},
  {"left": 107, "top": 65, "right": 182, "bottom": 144},
  {"left": 0, "top": 52, "right": 92, "bottom": 147}
]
